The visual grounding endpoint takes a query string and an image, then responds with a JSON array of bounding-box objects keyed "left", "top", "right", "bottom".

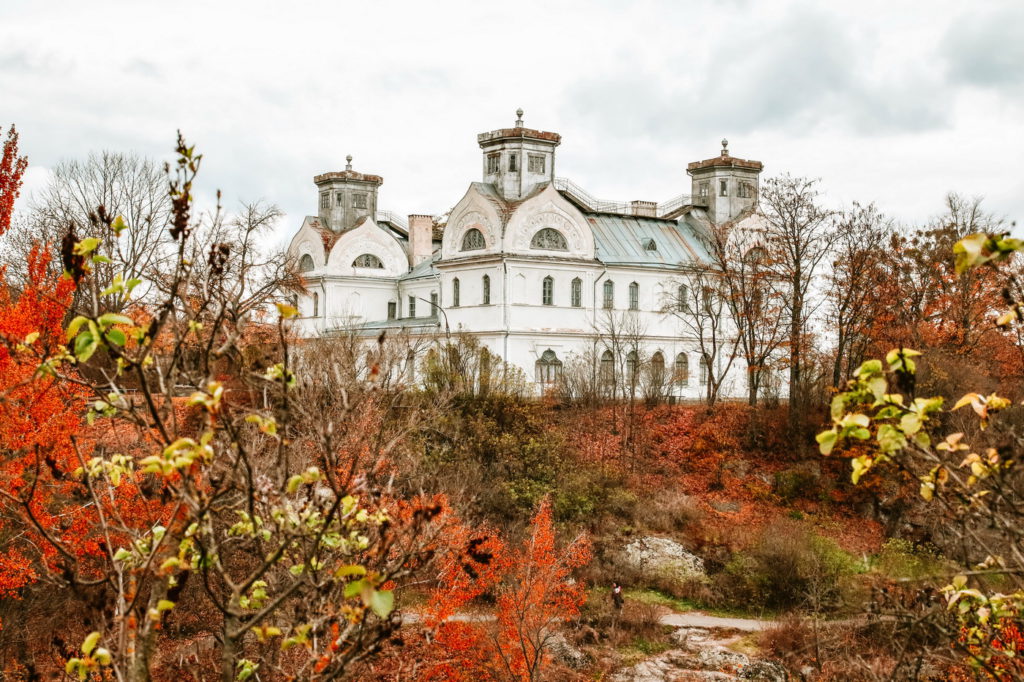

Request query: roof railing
[
  {"left": 375, "top": 210, "right": 409, "bottom": 229},
  {"left": 553, "top": 177, "right": 693, "bottom": 218}
]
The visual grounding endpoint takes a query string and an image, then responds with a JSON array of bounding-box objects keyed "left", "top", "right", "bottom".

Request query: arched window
[
  {"left": 600, "top": 350, "right": 615, "bottom": 385},
  {"left": 461, "top": 228, "right": 486, "bottom": 251},
  {"left": 535, "top": 349, "right": 562, "bottom": 384},
  {"left": 542, "top": 276, "right": 554, "bottom": 305},
  {"left": 452, "top": 277, "right": 460, "bottom": 307},
  {"left": 674, "top": 353, "right": 689, "bottom": 386},
  {"left": 651, "top": 352, "right": 665, "bottom": 385},
  {"left": 629, "top": 282, "right": 639, "bottom": 310},
  {"left": 626, "top": 351, "right": 639, "bottom": 384},
  {"left": 312, "top": 292, "right": 319, "bottom": 317},
  {"left": 299, "top": 254, "right": 315, "bottom": 272},
  {"left": 699, "top": 355, "right": 710, "bottom": 385},
  {"left": 482, "top": 274, "right": 491, "bottom": 305},
  {"left": 530, "top": 228, "right": 568, "bottom": 251},
  {"left": 353, "top": 253, "right": 383, "bottom": 268},
  {"left": 743, "top": 246, "right": 768, "bottom": 266},
  {"left": 571, "top": 277, "right": 582, "bottom": 307},
  {"left": 603, "top": 280, "right": 614, "bottom": 309},
  {"left": 677, "top": 284, "right": 690, "bottom": 312}
]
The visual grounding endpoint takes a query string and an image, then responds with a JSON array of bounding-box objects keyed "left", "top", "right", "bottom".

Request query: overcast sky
[{"left": 3, "top": 0, "right": 1022, "bottom": 246}]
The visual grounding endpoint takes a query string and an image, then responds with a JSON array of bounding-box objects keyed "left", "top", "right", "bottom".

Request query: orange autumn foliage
[{"left": 423, "top": 497, "right": 591, "bottom": 682}]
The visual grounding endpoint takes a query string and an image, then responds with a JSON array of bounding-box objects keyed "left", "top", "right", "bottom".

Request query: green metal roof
[{"left": 587, "top": 212, "right": 712, "bottom": 268}]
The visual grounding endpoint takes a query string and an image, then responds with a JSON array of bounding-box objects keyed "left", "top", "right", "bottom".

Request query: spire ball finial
[
  {"left": 515, "top": 108, "right": 524, "bottom": 127},
  {"left": 345, "top": 154, "right": 353, "bottom": 170},
  {"left": 721, "top": 138, "right": 729, "bottom": 157}
]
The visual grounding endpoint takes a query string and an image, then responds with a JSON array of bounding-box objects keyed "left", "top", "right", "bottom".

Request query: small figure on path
[{"left": 611, "top": 581, "right": 624, "bottom": 611}]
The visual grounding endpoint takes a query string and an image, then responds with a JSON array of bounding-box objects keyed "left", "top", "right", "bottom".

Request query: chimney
[{"left": 408, "top": 214, "right": 434, "bottom": 267}]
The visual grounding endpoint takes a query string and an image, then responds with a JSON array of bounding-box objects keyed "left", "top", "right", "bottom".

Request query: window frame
[
  {"left": 408, "top": 295, "right": 416, "bottom": 318},
  {"left": 675, "top": 353, "right": 689, "bottom": 387},
  {"left": 461, "top": 228, "right": 486, "bottom": 251},
  {"left": 508, "top": 153, "right": 518, "bottom": 173},
  {"left": 571, "top": 277, "right": 582, "bottom": 307},
  {"left": 542, "top": 276, "right": 554, "bottom": 306},
  {"left": 528, "top": 154, "right": 545, "bottom": 174},
  {"left": 603, "top": 280, "right": 614, "bottom": 309},
  {"left": 487, "top": 154, "right": 499, "bottom": 174},
  {"left": 628, "top": 282, "right": 639, "bottom": 310},
  {"left": 387, "top": 301, "right": 397, "bottom": 320},
  {"left": 452, "top": 277, "right": 460, "bottom": 307},
  {"left": 482, "top": 274, "right": 491, "bottom": 305},
  {"left": 530, "top": 228, "right": 569, "bottom": 251}
]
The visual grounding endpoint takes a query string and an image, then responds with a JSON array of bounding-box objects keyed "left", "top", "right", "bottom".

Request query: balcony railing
[{"left": 553, "top": 177, "right": 694, "bottom": 218}]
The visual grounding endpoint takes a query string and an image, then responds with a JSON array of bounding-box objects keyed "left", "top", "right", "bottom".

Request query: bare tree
[
  {"left": 3, "top": 151, "right": 174, "bottom": 311},
  {"left": 759, "top": 175, "right": 837, "bottom": 431},
  {"left": 663, "top": 268, "right": 740, "bottom": 406},
  {"left": 827, "top": 202, "right": 889, "bottom": 388}
]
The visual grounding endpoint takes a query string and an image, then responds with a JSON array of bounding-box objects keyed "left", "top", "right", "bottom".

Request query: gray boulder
[
  {"left": 547, "top": 632, "right": 590, "bottom": 669},
  {"left": 739, "top": 660, "right": 788, "bottom": 681},
  {"left": 622, "top": 536, "right": 706, "bottom": 580}
]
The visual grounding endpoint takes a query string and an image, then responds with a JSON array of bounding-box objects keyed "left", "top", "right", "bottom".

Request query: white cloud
[{"left": 2, "top": 0, "right": 1022, "bottom": 237}]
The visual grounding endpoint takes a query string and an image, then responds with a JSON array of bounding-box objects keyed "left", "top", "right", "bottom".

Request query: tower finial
[
  {"left": 345, "top": 154, "right": 353, "bottom": 171},
  {"left": 721, "top": 138, "right": 729, "bottom": 157},
  {"left": 515, "top": 108, "right": 524, "bottom": 128}
]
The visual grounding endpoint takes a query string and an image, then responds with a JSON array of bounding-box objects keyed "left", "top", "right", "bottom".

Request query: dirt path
[{"left": 658, "top": 611, "right": 775, "bottom": 632}]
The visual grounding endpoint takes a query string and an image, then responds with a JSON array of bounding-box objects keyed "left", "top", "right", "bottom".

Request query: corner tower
[
  {"left": 687, "top": 140, "right": 763, "bottom": 225},
  {"left": 314, "top": 155, "right": 384, "bottom": 232},
  {"left": 477, "top": 109, "right": 561, "bottom": 201}
]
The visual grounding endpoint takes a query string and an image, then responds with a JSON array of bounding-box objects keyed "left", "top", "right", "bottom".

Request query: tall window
[
  {"left": 353, "top": 254, "right": 383, "bottom": 268},
  {"left": 430, "top": 291, "right": 438, "bottom": 311},
  {"left": 651, "top": 352, "right": 665, "bottom": 386},
  {"left": 530, "top": 228, "right": 568, "bottom": 251},
  {"left": 336, "top": 192, "right": 344, "bottom": 207},
  {"left": 719, "top": 180, "right": 728, "bottom": 196},
  {"left": 312, "top": 292, "right": 319, "bottom": 317},
  {"left": 487, "top": 154, "right": 499, "bottom": 174},
  {"left": 535, "top": 349, "right": 562, "bottom": 384},
  {"left": 482, "top": 274, "right": 491, "bottom": 304},
  {"left": 461, "top": 228, "right": 486, "bottom": 251},
  {"left": 408, "top": 296, "right": 416, "bottom": 318},
  {"left": 452, "top": 278, "right": 460, "bottom": 307},
  {"left": 600, "top": 350, "right": 615, "bottom": 385},
  {"left": 603, "top": 280, "right": 614, "bottom": 309},
  {"left": 702, "top": 287, "right": 714, "bottom": 313},
  {"left": 677, "top": 284, "right": 690, "bottom": 312},
  {"left": 675, "top": 353, "right": 689, "bottom": 386},
  {"left": 629, "top": 282, "right": 639, "bottom": 310},
  {"left": 508, "top": 153, "right": 518, "bottom": 172},
  {"left": 571, "top": 277, "right": 582, "bottom": 307},
  {"left": 699, "top": 355, "right": 709, "bottom": 385},
  {"left": 320, "top": 193, "right": 329, "bottom": 209},
  {"left": 542, "top": 276, "right": 553, "bottom": 305},
  {"left": 626, "top": 351, "right": 639, "bottom": 384},
  {"left": 299, "top": 254, "right": 314, "bottom": 272},
  {"left": 387, "top": 301, "right": 397, "bottom": 320}
]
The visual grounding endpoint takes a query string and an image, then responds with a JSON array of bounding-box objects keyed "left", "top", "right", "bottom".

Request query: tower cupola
[
  {"left": 687, "top": 139, "right": 763, "bottom": 225},
  {"left": 477, "top": 109, "right": 561, "bottom": 201},
  {"left": 313, "top": 155, "right": 383, "bottom": 232}
]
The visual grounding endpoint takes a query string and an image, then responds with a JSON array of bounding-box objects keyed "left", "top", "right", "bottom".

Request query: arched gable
[
  {"left": 286, "top": 216, "right": 330, "bottom": 271},
  {"left": 326, "top": 216, "right": 407, "bottom": 277},
  {"left": 502, "top": 184, "right": 595, "bottom": 259},
  {"left": 441, "top": 185, "right": 502, "bottom": 260}
]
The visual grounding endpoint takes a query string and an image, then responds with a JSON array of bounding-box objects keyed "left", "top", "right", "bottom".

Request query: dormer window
[
  {"left": 353, "top": 193, "right": 368, "bottom": 209},
  {"left": 508, "top": 153, "right": 518, "bottom": 172},
  {"left": 353, "top": 254, "right": 384, "bottom": 269},
  {"left": 643, "top": 238, "right": 657, "bottom": 251},
  {"left": 487, "top": 154, "right": 499, "bottom": 174},
  {"left": 461, "top": 228, "right": 486, "bottom": 251},
  {"left": 528, "top": 154, "right": 545, "bottom": 174},
  {"left": 720, "top": 180, "right": 728, "bottom": 197},
  {"left": 530, "top": 228, "right": 568, "bottom": 251}
]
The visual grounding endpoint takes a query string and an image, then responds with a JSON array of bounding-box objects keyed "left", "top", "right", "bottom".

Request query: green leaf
[
  {"left": 156, "top": 599, "right": 175, "bottom": 612},
  {"left": 113, "top": 548, "right": 131, "bottom": 562},
  {"left": 344, "top": 579, "right": 367, "bottom": 599},
  {"left": 106, "top": 329, "right": 127, "bottom": 347},
  {"left": 73, "top": 237, "right": 102, "bottom": 256},
  {"left": 98, "top": 313, "right": 134, "bottom": 327},
  {"left": 369, "top": 589, "right": 394, "bottom": 618},
  {"left": 66, "top": 316, "right": 89, "bottom": 341},
  {"left": 111, "top": 215, "right": 128, "bottom": 236},
  {"left": 954, "top": 233, "right": 988, "bottom": 274},
  {"left": 877, "top": 424, "right": 907, "bottom": 453},
  {"left": 276, "top": 302, "right": 299, "bottom": 319},
  {"left": 816, "top": 429, "right": 838, "bottom": 455},
  {"left": 74, "top": 331, "right": 98, "bottom": 362},
  {"left": 334, "top": 564, "right": 367, "bottom": 579},
  {"left": 81, "top": 631, "right": 101, "bottom": 656}
]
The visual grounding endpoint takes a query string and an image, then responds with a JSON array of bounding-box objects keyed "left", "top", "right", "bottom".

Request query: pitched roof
[{"left": 587, "top": 213, "right": 711, "bottom": 267}]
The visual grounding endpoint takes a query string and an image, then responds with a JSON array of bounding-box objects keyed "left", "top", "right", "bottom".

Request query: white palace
[{"left": 286, "top": 111, "right": 768, "bottom": 399}]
